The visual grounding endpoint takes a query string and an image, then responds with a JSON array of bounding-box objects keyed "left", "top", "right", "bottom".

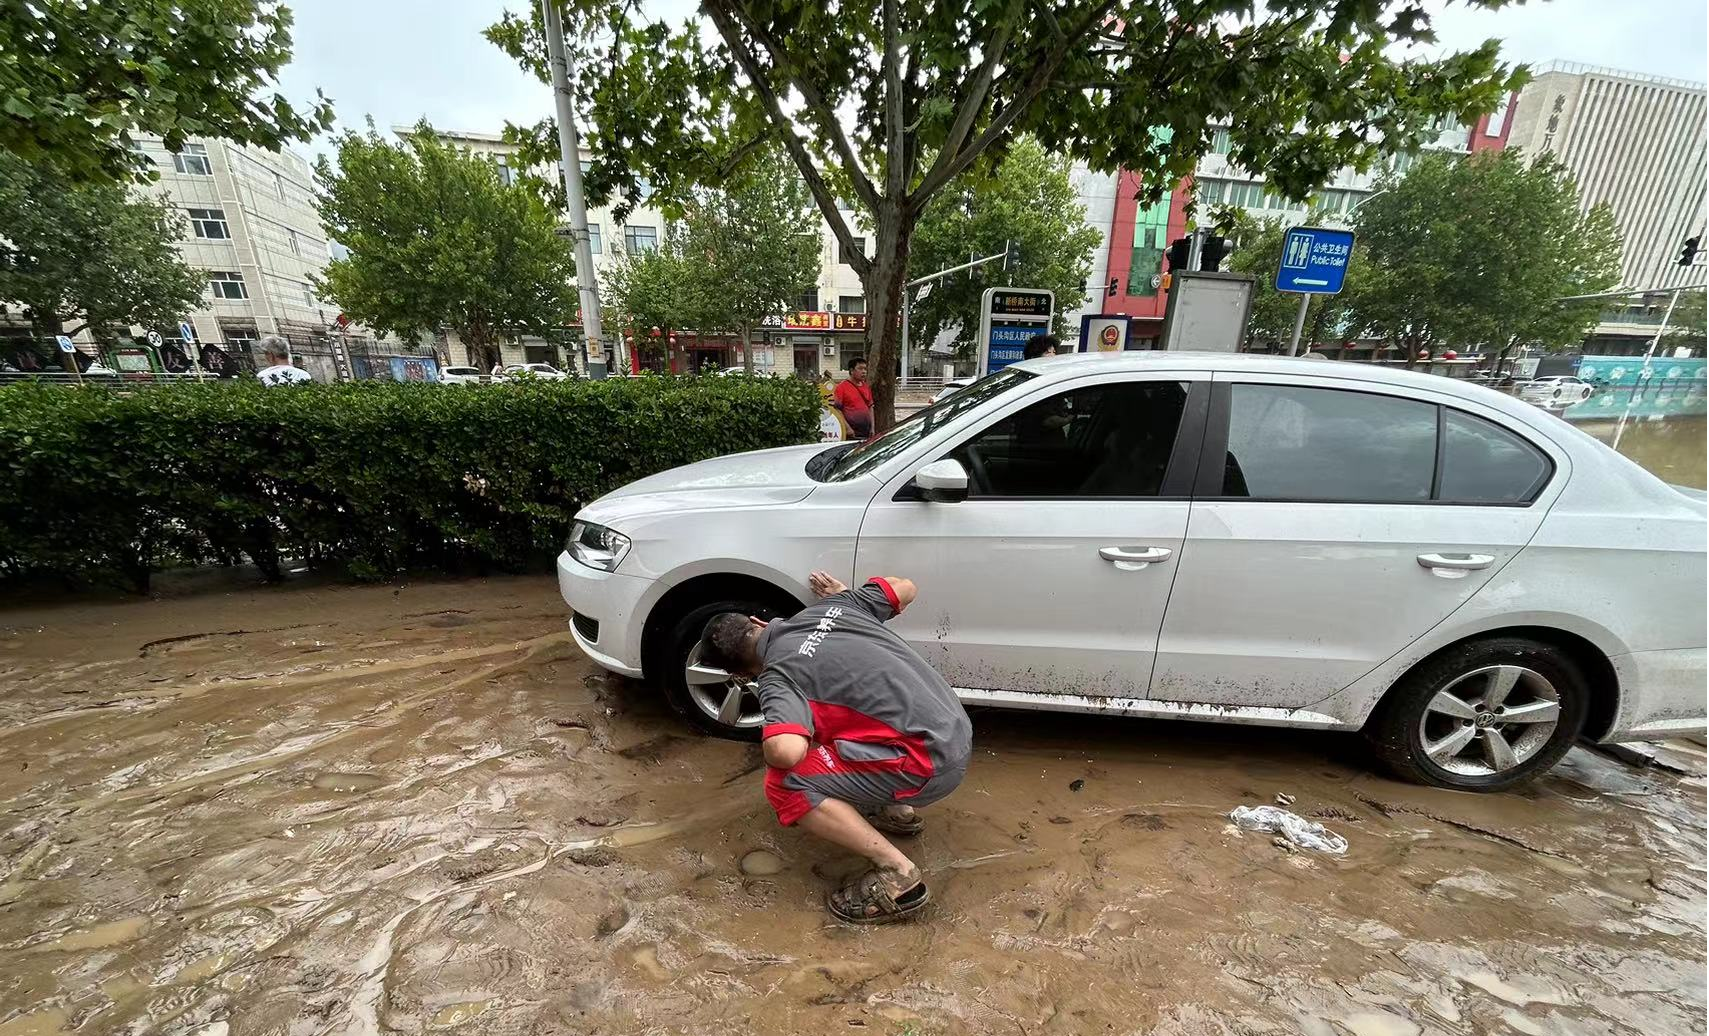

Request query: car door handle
[
  {"left": 1416, "top": 552, "right": 1496, "bottom": 578},
  {"left": 1099, "top": 546, "right": 1173, "bottom": 570}
]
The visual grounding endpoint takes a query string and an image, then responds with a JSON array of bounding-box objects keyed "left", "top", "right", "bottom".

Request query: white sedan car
[
  {"left": 557, "top": 352, "right": 1705, "bottom": 791},
  {"left": 439, "top": 365, "right": 487, "bottom": 385},
  {"left": 1517, "top": 375, "right": 1594, "bottom": 407},
  {"left": 502, "top": 362, "right": 570, "bottom": 381}
]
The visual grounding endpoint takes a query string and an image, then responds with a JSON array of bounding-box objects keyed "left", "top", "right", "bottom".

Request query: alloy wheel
[
  {"left": 683, "top": 643, "right": 765, "bottom": 728},
  {"left": 1417, "top": 665, "right": 1562, "bottom": 777}
]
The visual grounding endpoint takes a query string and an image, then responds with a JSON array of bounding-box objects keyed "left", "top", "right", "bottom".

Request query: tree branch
[
  {"left": 702, "top": 1, "right": 872, "bottom": 279},
  {"left": 914, "top": 22, "right": 1014, "bottom": 200},
  {"left": 882, "top": 0, "right": 905, "bottom": 199},
  {"left": 726, "top": 6, "right": 881, "bottom": 215},
  {"left": 913, "top": 0, "right": 1120, "bottom": 204}
]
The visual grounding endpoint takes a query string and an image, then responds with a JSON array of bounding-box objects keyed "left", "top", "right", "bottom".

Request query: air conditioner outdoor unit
[{"left": 822, "top": 345, "right": 837, "bottom": 357}]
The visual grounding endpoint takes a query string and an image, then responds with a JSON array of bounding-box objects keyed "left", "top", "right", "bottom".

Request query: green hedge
[{"left": 0, "top": 376, "right": 821, "bottom": 590}]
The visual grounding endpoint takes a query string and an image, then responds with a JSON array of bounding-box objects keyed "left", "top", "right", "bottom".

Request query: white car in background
[
  {"left": 556, "top": 352, "right": 1705, "bottom": 791},
  {"left": 1518, "top": 375, "right": 1594, "bottom": 407},
  {"left": 502, "top": 362, "right": 570, "bottom": 381},
  {"left": 440, "top": 366, "right": 487, "bottom": 385}
]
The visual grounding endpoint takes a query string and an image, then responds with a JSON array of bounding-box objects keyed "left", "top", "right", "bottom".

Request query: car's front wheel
[
  {"left": 653, "top": 597, "right": 789, "bottom": 741},
  {"left": 1366, "top": 637, "right": 1589, "bottom": 791}
]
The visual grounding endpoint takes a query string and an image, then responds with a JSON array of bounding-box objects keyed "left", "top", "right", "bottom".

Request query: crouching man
[{"left": 697, "top": 571, "right": 972, "bottom": 924}]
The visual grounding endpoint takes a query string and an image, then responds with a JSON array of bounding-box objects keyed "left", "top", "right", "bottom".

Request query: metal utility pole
[
  {"left": 1640, "top": 287, "right": 1684, "bottom": 376},
  {"left": 542, "top": 0, "right": 605, "bottom": 373},
  {"left": 900, "top": 242, "right": 1011, "bottom": 386},
  {"left": 1286, "top": 294, "right": 1310, "bottom": 356}
]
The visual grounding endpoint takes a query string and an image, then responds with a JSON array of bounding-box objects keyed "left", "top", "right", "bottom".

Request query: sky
[{"left": 272, "top": 0, "right": 1709, "bottom": 166}]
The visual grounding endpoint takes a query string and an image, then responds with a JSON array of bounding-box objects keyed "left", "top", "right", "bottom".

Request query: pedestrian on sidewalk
[
  {"left": 255, "top": 336, "right": 312, "bottom": 386},
  {"left": 832, "top": 356, "right": 875, "bottom": 439},
  {"left": 696, "top": 570, "right": 972, "bottom": 924}
]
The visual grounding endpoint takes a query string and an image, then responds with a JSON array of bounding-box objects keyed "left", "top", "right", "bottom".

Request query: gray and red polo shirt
[{"left": 755, "top": 579, "right": 973, "bottom": 824}]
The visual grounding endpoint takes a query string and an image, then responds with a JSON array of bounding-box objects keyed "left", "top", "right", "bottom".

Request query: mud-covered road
[{"left": 1, "top": 575, "right": 1703, "bottom": 1035}]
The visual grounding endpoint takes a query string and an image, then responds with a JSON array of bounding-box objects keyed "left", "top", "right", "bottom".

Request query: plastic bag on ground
[{"left": 1229, "top": 805, "right": 1349, "bottom": 854}]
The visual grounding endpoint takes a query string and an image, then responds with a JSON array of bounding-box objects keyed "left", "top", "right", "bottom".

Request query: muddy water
[
  {"left": 1, "top": 576, "right": 1703, "bottom": 1035},
  {"left": 1577, "top": 414, "right": 1707, "bottom": 489}
]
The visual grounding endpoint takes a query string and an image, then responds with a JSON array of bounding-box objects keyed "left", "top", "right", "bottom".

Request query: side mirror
[{"left": 912, "top": 458, "right": 969, "bottom": 503}]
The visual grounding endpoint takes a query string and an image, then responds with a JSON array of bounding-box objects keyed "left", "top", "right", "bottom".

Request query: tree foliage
[
  {"left": 1351, "top": 150, "right": 1622, "bottom": 364},
  {"left": 488, "top": 0, "right": 1522, "bottom": 428},
  {"left": 313, "top": 124, "right": 580, "bottom": 372},
  {"left": 604, "top": 149, "right": 820, "bottom": 367},
  {"left": 907, "top": 136, "right": 1100, "bottom": 363},
  {"left": 0, "top": 0, "right": 333, "bottom": 183},
  {"left": 0, "top": 150, "right": 206, "bottom": 342}
]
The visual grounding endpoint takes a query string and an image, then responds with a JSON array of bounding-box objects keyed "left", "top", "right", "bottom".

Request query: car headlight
[{"left": 567, "top": 520, "right": 632, "bottom": 572}]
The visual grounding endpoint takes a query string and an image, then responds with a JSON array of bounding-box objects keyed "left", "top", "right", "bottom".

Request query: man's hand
[
  {"left": 809, "top": 571, "right": 847, "bottom": 598},
  {"left": 762, "top": 732, "right": 810, "bottom": 769}
]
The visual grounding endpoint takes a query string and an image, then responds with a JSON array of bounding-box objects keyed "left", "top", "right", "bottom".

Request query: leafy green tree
[
  {"left": 907, "top": 136, "right": 1100, "bottom": 363},
  {"left": 488, "top": 0, "right": 1521, "bottom": 429},
  {"left": 1220, "top": 209, "right": 1371, "bottom": 352},
  {"left": 1662, "top": 289, "right": 1706, "bottom": 354},
  {"left": 0, "top": 151, "right": 206, "bottom": 345},
  {"left": 313, "top": 124, "right": 580, "bottom": 372},
  {"left": 604, "top": 151, "right": 821, "bottom": 371},
  {"left": 1352, "top": 151, "right": 1621, "bottom": 368},
  {"left": 0, "top": 1, "right": 332, "bottom": 183}
]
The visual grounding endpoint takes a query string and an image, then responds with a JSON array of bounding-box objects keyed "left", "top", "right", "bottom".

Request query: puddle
[{"left": 0, "top": 574, "right": 1700, "bottom": 1036}]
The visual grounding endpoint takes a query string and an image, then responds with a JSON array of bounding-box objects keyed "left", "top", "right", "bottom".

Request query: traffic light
[
  {"left": 1680, "top": 236, "right": 1700, "bottom": 267},
  {"left": 1166, "top": 236, "right": 1192, "bottom": 272},
  {"left": 1005, "top": 240, "right": 1020, "bottom": 271},
  {"left": 1107, "top": 277, "right": 1120, "bottom": 298},
  {"left": 1199, "top": 235, "right": 1228, "bottom": 272}
]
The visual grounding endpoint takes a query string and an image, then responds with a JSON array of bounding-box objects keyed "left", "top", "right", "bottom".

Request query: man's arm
[{"left": 873, "top": 577, "right": 917, "bottom": 612}]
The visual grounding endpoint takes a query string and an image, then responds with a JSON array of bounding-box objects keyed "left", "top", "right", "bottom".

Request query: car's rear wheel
[
  {"left": 654, "top": 597, "right": 787, "bottom": 741},
  {"left": 1366, "top": 637, "right": 1589, "bottom": 791}
]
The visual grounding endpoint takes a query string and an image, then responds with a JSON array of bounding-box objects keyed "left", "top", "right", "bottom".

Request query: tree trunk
[
  {"left": 863, "top": 202, "right": 914, "bottom": 433},
  {"left": 742, "top": 325, "right": 754, "bottom": 372}
]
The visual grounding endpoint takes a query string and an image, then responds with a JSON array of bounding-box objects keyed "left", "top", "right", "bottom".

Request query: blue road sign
[
  {"left": 178, "top": 321, "right": 196, "bottom": 343},
  {"left": 1277, "top": 226, "right": 1355, "bottom": 295},
  {"left": 55, "top": 335, "right": 75, "bottom": 353}
]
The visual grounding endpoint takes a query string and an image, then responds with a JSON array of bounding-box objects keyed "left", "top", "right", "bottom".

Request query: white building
[
  {"left": 1506, "top": 61, "right": 1706, "bottom": 294},
  {"left": 427, "top": 128, "right": 873, "bottom": 377},
  {"left": 130, "top": 135, "right": 340, "bottom": 357}
]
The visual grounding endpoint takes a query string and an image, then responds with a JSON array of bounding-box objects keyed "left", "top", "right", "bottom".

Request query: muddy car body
[{"left": 558, "top": 352, "right": 1707, "bottom": 790}]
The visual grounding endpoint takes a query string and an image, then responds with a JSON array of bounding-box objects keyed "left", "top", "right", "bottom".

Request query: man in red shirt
[{"left": 832, "top": 356, "right": 874, "bottom": 439}]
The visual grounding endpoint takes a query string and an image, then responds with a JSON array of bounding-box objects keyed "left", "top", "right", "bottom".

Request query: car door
[
  {"left": 1151, "top": 374, "right": 1562, "bottom": 709},
  {"left": 855, "top": 370, "right": 1208, "bottom": 698}
]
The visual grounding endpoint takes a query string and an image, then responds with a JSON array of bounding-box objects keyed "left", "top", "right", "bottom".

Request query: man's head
[
  {"left": 259, "top": 334, "right": 290, "bottom": 366},
  {"left": 697, "top": 612, "right": 767, "bottom": 677},
  {"left": 1023, "top": 334, "right": 1060, "bottom": 360},
  {"left": 847, "top": 356, "right": 868, "bottom": 383}
]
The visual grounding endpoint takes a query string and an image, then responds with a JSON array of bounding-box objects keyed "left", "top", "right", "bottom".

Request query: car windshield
[{"left": 822, "top": 367, "right": 1036, "bottom": 482}]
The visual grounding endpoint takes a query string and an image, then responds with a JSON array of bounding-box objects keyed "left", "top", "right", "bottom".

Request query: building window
[
  {"left": 623, "top": 224, "right": 658, "bottom": 253},
  {"left": 301, "top": 283, "right": 315, "bottom": 306},
  {"left": 792, "top": 288, "right": 820, "bottom": 313},
  {"left": 838, "top": 295, "right": 865, "bottom": 314},
  {"left": 1209, "top": 127, "right": 1232, "bottom": 155},
  {"left": 173, "top": 143, "right": 212, "bottom": 176},
  {"left": 840, "top": 236, "right": 866, "bottom": 266},
  {"left": 187, "top": 207, "right": 229, "bottom": 239},
  {"left": 209, "top": 271, "right": 248, "bottom": 300},
  {"left": 588, "top": 223, "right": 602, "bottom": 254},
  {"left": 1126, "top": 197, "right": 1172, "bottom": 296},
  {"left": 495, "top": 160, "right": 516, "bottom": 187},
  {"left": 273, "top": 172, "right": 287, "bottom": 201}
]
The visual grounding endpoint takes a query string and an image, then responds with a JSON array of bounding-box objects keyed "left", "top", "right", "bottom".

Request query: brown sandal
[
  {"left": 828, "top": 869, "right": 930, "bottom": 925},
  {"left": 862, "top": 806, "right": 925, "bottom": 837}
]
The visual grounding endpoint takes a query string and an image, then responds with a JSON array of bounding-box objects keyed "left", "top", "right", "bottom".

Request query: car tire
[
  {"left": 652, "top": 596, "right": 792, "bottom": 742},
  {"left": 1365, "top": 637, "right": 1590, "bottom": 792}
]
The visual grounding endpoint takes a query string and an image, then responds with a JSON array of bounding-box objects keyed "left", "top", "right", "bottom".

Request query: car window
[
  {"left": 823, "top": 367, "right": 1036, "bottom": 482},
  {"left": 1439, "top": 409, "right": 1551, "bottom": 503},
  {"left": 1222, "top": 384, "right": 1435, "bottom": 502},
  {"left": 950, "top": 381, "right": 1189, "bottom": 497}
]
